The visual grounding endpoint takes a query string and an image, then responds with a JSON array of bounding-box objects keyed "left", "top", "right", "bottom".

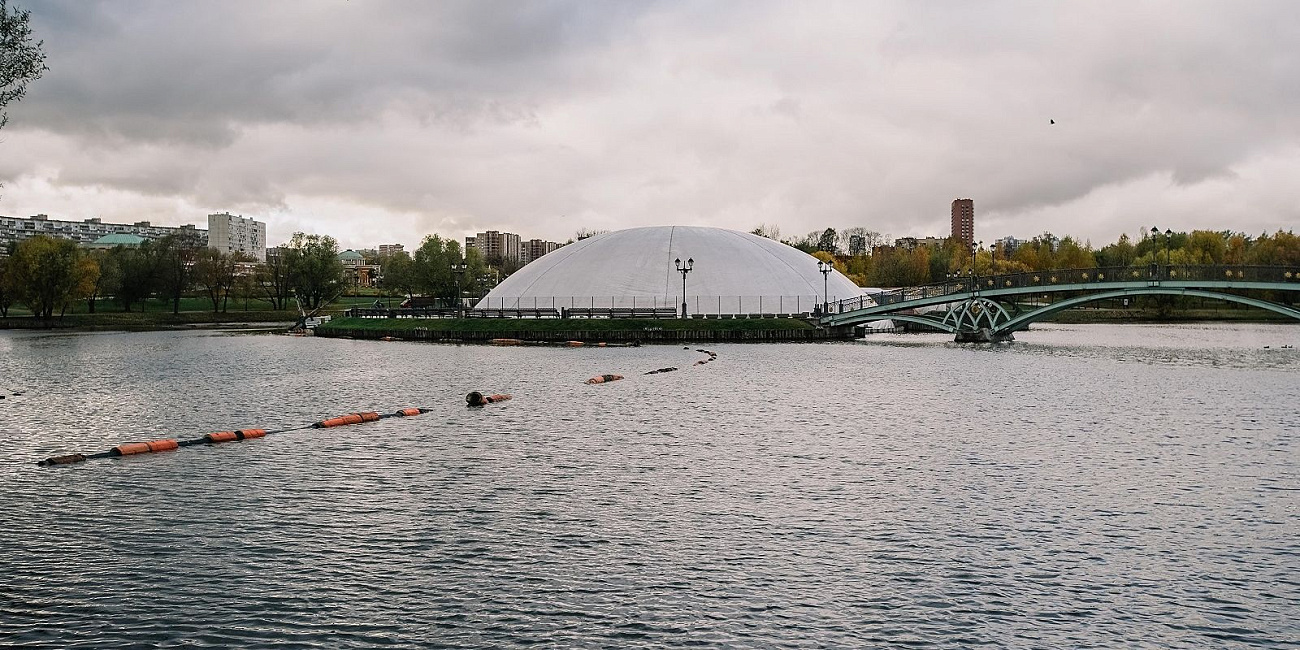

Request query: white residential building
[{"left": 207, "top": 212, "right": 266, "bottom": 261}]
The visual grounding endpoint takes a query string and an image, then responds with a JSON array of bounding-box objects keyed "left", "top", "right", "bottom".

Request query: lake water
[{"left": 1, "top": 323, "right": 1297, "bottom": 648}]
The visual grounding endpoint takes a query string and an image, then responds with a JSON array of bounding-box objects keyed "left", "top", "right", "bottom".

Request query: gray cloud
[{"left": 2, "top": 0, "right": 1298, "bottom": 250}]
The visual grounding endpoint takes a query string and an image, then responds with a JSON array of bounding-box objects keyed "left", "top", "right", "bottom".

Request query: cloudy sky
[{"left": 2, "top": 0, "right": 1297, "bottom": 251}]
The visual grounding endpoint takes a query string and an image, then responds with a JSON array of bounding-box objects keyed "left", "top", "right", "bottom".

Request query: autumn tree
[
  {"left": 283, "top": 233, "right": 345, "bottom": 311},
  {"left": 1179, "top": 230, "right": 1229, "bottom": 265},
  {"left": 1095, "top": 233, "right": 1137, "bottom": 268},
  {"left": 2, "top": 235, "right": 98, "bottom": 322},
  {"left": 0, "top": 243, "right": 13, "bottom": 315},
  {"left": 193, "top": 248, "right": 244, "bottom": 312},
  {"left": 411, "top": 235, "right": 487, "bottom": 305},
  {"left": 1245, "top": 230, "right": 1300, "bottom": 266},
  {"left": 378, "top": 250, "right": 417, "bottom": 300},
  {"left": 115, "top": 244, "right": 160, "bottom": 312},
  {"left": 154, "top": 233, "right": 203, "bottom": 314},
  {"left": 83, "top": 248, "right": 122, "bottom": 313},
  {"left": 255, "top": 249, "right": 291, "bottom": 310}
]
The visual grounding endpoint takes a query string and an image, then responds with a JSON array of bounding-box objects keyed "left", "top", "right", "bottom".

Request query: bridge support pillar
[{"left": 954, "top": 328, "right": 1014, "bottom": 344}]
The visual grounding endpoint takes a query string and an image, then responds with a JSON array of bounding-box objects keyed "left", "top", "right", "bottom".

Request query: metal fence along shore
[
  {"left": 836, "top": 264, "right": 1300, "bottom": 312},
  {"left": 348, "top": 295, "right": 857, "bottom": 319}
]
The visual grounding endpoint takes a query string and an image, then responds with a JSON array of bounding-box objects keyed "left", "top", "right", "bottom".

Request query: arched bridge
[{"left": 822, "top": 265, "right": 1300, "bottom": 342}]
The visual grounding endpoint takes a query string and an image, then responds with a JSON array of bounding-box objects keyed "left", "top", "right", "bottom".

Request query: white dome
[{"left": 476, "top": 226, "right": 864, "bottom": 314}]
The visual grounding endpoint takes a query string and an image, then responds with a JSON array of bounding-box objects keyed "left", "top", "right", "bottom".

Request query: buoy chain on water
[
  {"left": 644, "top": 367, "right": 678, "bottom": 375},
  {"left": 586, "top": 374, "right": 624, "bottom": 384},
  {"left": 36, "top": 407, "right": 433, "bottom": 467},
  {"left": 691, "top": 348, "right": 719, "bottom": 366}
]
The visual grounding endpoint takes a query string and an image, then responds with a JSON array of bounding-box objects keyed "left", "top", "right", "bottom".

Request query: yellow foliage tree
[{"left": 2, "top": 235, "right": 99, "bottom": 322}]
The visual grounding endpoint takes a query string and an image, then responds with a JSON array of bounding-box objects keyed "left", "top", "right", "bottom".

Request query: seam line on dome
[{"left": 664, "top": 225, "right": 676, "bottom": 297}]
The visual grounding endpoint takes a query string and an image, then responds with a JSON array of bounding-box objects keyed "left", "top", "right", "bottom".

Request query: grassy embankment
[
  {"left": 320, "top": 316, "right": 813, "bottom": 333},
  {"left": 316, "top": 316, "right": 827, "bottom": 343},
  {"left": 0, "top": 295, "right": 382, "bottom": 331}
]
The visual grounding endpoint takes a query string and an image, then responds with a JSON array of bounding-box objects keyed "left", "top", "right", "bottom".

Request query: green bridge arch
[
  {"left": 824, "top": 265, "right": 1300, "bottom": 340},
  {"left": 997, "top": 288, "right": 1300, "bottom": 334}
]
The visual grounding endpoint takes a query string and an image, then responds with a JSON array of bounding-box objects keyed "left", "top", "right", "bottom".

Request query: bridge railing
[{"left": 837, "top": 264, "right": 1300, "bottom": 313}]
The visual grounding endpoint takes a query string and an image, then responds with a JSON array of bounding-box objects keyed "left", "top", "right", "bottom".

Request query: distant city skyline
[{"left": 2, "top": 2, "right": 1298, "bottom": 252}]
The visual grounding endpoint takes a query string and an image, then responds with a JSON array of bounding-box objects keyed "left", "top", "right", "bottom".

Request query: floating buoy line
[
  {"left": 37, "top": 408, "right": 431, "bottom": 467},
  {"left": 38, "top": 347, "right": 720, "bottom": 467}
]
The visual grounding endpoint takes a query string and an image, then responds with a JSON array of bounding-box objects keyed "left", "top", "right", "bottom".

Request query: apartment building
[{"left": 0, "top": 214, "right": 205, "bottom": 249}]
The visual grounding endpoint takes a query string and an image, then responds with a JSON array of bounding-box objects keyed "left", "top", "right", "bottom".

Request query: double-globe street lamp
[
  {"left": 451, "top": 259, "right": 468, "bottom": 316},
  {"left": 1149, "top": 226, "right": 1174, "bottom": 277},
  {"left": 817, "top": 259, "right": 834, "bottom": 314},
  {"left": 675, "top": 257, "right": 694, "bottom": 318}
]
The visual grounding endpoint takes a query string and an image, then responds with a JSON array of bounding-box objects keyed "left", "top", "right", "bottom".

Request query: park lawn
[{"left": 319, "top": 316, "right": 816, "bottom": 333}]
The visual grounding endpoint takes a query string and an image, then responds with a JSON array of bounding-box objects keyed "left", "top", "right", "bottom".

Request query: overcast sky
[{"left": 2, "top": 0, "right": 1297, "bottom": 251}]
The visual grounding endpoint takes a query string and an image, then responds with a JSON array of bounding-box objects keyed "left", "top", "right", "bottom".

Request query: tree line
[
  {"left": 756, "top": 226, "right": 1300, "bottom": 287},
  {"left": 0, "top": 231, "right": 503, "bottom": 322},
  {"left": 0, "top": 233, "right": 258, "bottom": 320}
]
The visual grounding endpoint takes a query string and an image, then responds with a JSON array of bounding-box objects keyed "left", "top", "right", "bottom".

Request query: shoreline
[
  {"left": 0, "top": 312, "right": 298, "bottom": 333},
  {"left": 1, "top": 308, "right": 1294, "bottom": 336},
  {"left": 313, "top": 316, "right": 850, "bottom": 343}
]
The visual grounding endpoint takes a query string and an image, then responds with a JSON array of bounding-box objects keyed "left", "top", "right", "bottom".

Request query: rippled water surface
[{"left": 2, "top": 323, "right": 1298, "bottom": 648}]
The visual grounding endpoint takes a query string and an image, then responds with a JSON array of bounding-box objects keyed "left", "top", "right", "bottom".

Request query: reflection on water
[
  {"left": 867, "top": 322, "right": 1300, "bottom": 371},
  {"left": 1, "top": 324, "right": 1297, "bottom": 648}
]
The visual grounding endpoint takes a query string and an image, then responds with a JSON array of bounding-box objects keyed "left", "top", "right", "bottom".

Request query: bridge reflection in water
[{"left": 824, "top": 264, "right": 1300, "bottom": 342}]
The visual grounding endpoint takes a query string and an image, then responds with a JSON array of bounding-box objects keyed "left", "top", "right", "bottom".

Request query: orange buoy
[
  {"left": 586, "top": 374, "right": 624, "bottom": 384},
  {"left": 112, "top": 442, "right": 150, "bottom": 456},
  {"left": 147, "top": 439, "right": 179, "bottom": 452},
  {"left": 491, "top": 338, "right": 522, "bottom": 346},
  {"left": 567, "top": 341, "right": 584, "bottom": 347},
  {"left": 237, "top": 429, "right": 267, "bottom": 439},
  {"left": 119, "top": 442, "right": 153, "bottom": 455},
  {"left": 205, "top": 431, "right": 239, "bottom": 443},
  {"left": 113, "top": 439, "right": 178, "bottom": 456},
  {"left": 314, "top": 412, "right": 379, "bottom": 428},
  {"left": 396, "top": 408, "right": 423, "bottom": 417},
  {"left": 316, "top": 414, "right": 361, "bottom": 428}
]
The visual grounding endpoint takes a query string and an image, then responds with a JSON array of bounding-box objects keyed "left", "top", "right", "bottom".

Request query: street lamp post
[
  {"left": 675, "top": 257, "right": 693, "bottom": 318},
  {"left": 1149, "top": 226, "right": 1161, "bottom": 279},
  {"left": 818, "top": 259, "right": 834, "bottom": 314},
  {"left": 451, "top": 259, "right": 467, "bottom": 317},
  {"left": 1164, "top": 228, "right": 1173, "bottom": 269}
]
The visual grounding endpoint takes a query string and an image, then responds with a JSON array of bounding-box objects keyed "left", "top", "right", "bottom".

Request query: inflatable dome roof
[{"left": 476, "top": 226, "right": 864, "bottom": 314}]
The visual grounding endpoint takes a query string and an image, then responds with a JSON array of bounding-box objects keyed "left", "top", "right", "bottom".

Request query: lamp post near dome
[
  {"left": 675, "top": 257, "right": 693, "bottom": 318},
  {"left": 817, "top": 259, "right": 834, "bottom": 314},
  {"left": 451, "top": 259, "right": 468, "bottom": 317}
]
